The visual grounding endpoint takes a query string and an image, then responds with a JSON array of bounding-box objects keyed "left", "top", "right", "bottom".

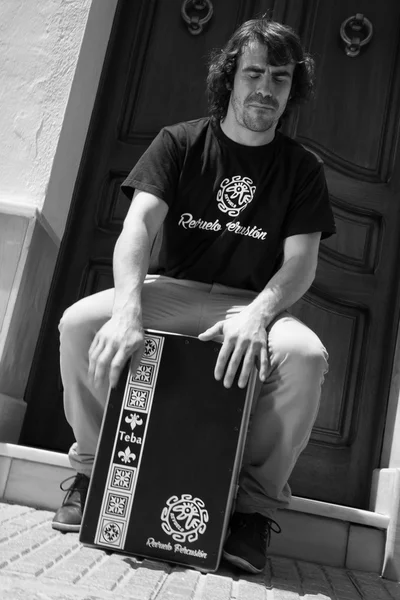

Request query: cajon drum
[{"left": 80, "top": 330, "right": 257, "bottom": 572}]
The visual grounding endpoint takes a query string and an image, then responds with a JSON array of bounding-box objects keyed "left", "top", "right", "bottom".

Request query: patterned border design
[
  {"left": 143, "top": 335, "right": 162, "bottom": 361},
  {"left": 125, "top": 387, "right": 151, "bottom": 412},
  {"left": 98, "top": 518, "right": 125, "bottom": 547},
  {"left": 105, "top": 492, "right": 129, "bottom": 518},
  {"left": 129, "top": 361, "right": 156, "bottom": 387},
  {"left": 109, "top": 465, "right": 136, "bottom": 492},
  {"left": 94, "top": 333, "right": 164, "bottom": 549}
]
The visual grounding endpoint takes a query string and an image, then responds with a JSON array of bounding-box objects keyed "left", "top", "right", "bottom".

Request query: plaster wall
[
  {"left": 42, "top": 0, "right": 120, "bottom": 241},
  {"left": 0, "top": 0, "right": 92, "bottom": 211},
  {"left": 0, "top": 0, "right": 118, "bottom": 442}
]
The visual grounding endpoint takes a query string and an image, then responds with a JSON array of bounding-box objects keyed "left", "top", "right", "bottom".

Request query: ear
[{"left": 226, "top": 81, "right": 232, "bottom": 91}]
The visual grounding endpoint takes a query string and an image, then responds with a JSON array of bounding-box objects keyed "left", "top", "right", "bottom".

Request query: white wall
[
  {"left": 42, "top": 0, "right": 119, "bottom": 241},
  {"left": 0, "top": 0, "right": 92, "bottom": 210},
  {"left": 0, "top": 0, "right": 118, "bottom": 441}
]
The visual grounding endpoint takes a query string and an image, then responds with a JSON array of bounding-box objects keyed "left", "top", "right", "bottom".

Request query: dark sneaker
[
  {"left": 223, "top": 512, "right": 281, "bottom": 574},
  {"left": 52, "top": 473, "right": 90, "bottom": 532}
]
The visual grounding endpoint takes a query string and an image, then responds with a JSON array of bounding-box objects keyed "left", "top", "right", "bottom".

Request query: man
[{"left": 52, "top": 18, "right": 335, "bottom": 574}]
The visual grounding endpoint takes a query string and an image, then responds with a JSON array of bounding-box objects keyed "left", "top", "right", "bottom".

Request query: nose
[{"left": 257, "top": 72, "right": 274, "bottom": 98}]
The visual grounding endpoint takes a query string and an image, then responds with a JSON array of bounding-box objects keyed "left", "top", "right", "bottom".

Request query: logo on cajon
[{"left": 161, "top": 494, "right": 209, "bottom": 543}]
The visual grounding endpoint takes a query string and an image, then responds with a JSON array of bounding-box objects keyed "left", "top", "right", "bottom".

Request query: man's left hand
[{"left": 198, "top": 310, "right": 269, "bottom": 388}]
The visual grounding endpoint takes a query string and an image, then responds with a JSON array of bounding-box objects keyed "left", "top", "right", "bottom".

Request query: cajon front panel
[{"left": 80, "top": 331, "right": 256, "bottom": 572}]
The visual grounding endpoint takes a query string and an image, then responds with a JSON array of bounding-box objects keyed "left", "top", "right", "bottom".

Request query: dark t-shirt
[{"left": 121, "top": 117, "right": 335, "bottom": 292}]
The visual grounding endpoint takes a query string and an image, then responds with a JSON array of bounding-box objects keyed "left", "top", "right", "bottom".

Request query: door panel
[
  {"left": 21, "top": 0, "right": 400, "bottom": 507},
  {"left": 277, "top": 0, "right": 400, "bottom": 505},
  {"left": 293, "top": 4, "right": 399, "bottom": 180}
]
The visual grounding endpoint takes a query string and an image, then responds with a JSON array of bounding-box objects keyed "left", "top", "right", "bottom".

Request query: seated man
[{"left": 52, "top": 17, "right": 335, "bottom": 574}]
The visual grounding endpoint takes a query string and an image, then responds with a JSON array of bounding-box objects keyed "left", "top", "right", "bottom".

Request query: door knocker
[
  {"left": 181, "top": 0, "right": 214, "bottom": 35},
  {"left": 340, "top": 13, "right": 373, "bottom": 57}
]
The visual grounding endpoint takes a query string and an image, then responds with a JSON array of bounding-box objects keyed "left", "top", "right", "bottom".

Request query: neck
[{"left": 220, "top": 111, "right": 277, "bottom": 146}]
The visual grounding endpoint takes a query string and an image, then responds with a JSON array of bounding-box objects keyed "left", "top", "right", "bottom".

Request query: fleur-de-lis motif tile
[{"left": 118, "top": 446, "right": 136, "bottom": 464}]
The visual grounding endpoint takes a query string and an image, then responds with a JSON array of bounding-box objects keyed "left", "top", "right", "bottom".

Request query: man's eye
[{"left": 249, "top": 73, "right": 260, "bottom": 79}]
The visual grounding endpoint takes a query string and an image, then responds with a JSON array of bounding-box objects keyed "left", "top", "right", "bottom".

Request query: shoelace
[
  {"left": 59, "top": 474, "right": 88, "bottom": 502},
  {"left": 235, "top": 513, "right": 281, "bottom": 548},
  {"left": 264, "top": 517, "right": 282, "bottom": 546},
  {"left": 59, "top": 475, "right": 84, "bottom": 492}
]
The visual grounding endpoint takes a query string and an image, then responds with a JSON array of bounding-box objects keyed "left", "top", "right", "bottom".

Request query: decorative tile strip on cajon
[{"left": 94, "top": 334, "right": 164, "bottom": 549}]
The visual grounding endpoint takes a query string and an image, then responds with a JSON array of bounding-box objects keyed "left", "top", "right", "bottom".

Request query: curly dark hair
[{"left": 207, "top": 18, "right": 315, "bottom": 123}]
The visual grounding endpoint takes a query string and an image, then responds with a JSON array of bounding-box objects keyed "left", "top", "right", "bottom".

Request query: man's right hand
[{"left": 88, "top": 313, "right": 144, "bottom": 390}]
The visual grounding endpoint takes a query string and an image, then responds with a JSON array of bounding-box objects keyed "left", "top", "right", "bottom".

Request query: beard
[
  {"left": 241, "top": 106, "right": 277, "bottom": 132},
  {"left": 231, "top": 93, "right": 281, "bottom": 133}
]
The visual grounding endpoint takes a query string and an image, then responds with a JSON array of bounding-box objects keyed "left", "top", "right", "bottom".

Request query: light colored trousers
[{"left": 60, "top": 275, "right": 328, "bottom": 518}]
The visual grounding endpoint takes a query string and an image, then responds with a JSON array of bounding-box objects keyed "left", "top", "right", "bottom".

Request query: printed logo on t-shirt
[{"left": 216, "top": 176, "right": 256, "bottom": 217}]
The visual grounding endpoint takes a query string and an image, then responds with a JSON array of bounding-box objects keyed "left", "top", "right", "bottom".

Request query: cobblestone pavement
[{"left": 0, "top": 502, "right": 399, "bottom": 600}]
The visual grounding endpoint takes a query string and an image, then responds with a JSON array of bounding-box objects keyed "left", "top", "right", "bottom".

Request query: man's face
[{"left": 229, "top": 40, "right": 295, "bottom": 133}]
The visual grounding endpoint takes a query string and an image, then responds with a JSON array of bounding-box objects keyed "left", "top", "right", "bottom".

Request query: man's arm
[
  {"left": 199, "top": 232, "right": 322, "bottom": 388},
  {"left": 112, "top": 191, "right": 167, "bottom": 315},
  {"left": 88, "top": 190, "right": 168, "bottom": 389},
  {"left": 241, "top": 231, "right": 321, "bottom": 328}
]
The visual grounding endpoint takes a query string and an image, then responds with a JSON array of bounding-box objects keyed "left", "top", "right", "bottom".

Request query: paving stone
[
  {"left": 302, "top": 595, "right": 333, "bottom": 600},
  {"left": 268, "top": 557, "right": 302, "bottom": 594},
  {"left": 323, "top": 566, "right": 364, "bottom": 600},
  {"left": 42, "top": 544, "right": 105, "bottom": 585},
  {"left": 349, "top": 571, "right": 395, "bottom": 600},
  {"left": 381, "top": 578, "right": 400, "bottom": 600},
  {"left": 295, "top": 561, "right": 334, "bottom": 598},
  {"left": 237, "top": 579, "right": 267, "bottom": 599},
  {"left": 269, "top": 589, "right": 300, "bottom": 599},
  {"left": 0, "top": 524, "right": 57, "bottom": 568},
  {"left": 199, "top": 573, "right": 232, "bottom": 600},
  {"left": 74, "top": 552, "right": 132, "bottom": 592},
  {"left": 4, "top": 535, "right": 84, "bottom": 577},
  {"left": 0, "top": 509, "right": 51, "bottom": 542},
  {"left": 0, "top": 575, "right": 108, "bottom": 600},
  {"left": 0, "top": 502, "right": 398, "bottom": 600},
  {"left": 0, "top": 504, "right": 33, "bottom": 521},
  {"left": 155, "top": 567, "right": 200, "bottom": 600},
  {"left": 117, "top": 557, "right": 171, "bottom": 597}
]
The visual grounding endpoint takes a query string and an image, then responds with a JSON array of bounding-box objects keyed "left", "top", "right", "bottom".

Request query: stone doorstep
[{"left": 0, "top": 442, "right": 390, "bottom": 575}]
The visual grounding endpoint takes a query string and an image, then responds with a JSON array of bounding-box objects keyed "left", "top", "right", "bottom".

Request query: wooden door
[
  {"left": 277, "top": 0, "right": 400, "bottom": 506},
  {"left": 21, "top": 0, "right": 400, "bottom": 508}
]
